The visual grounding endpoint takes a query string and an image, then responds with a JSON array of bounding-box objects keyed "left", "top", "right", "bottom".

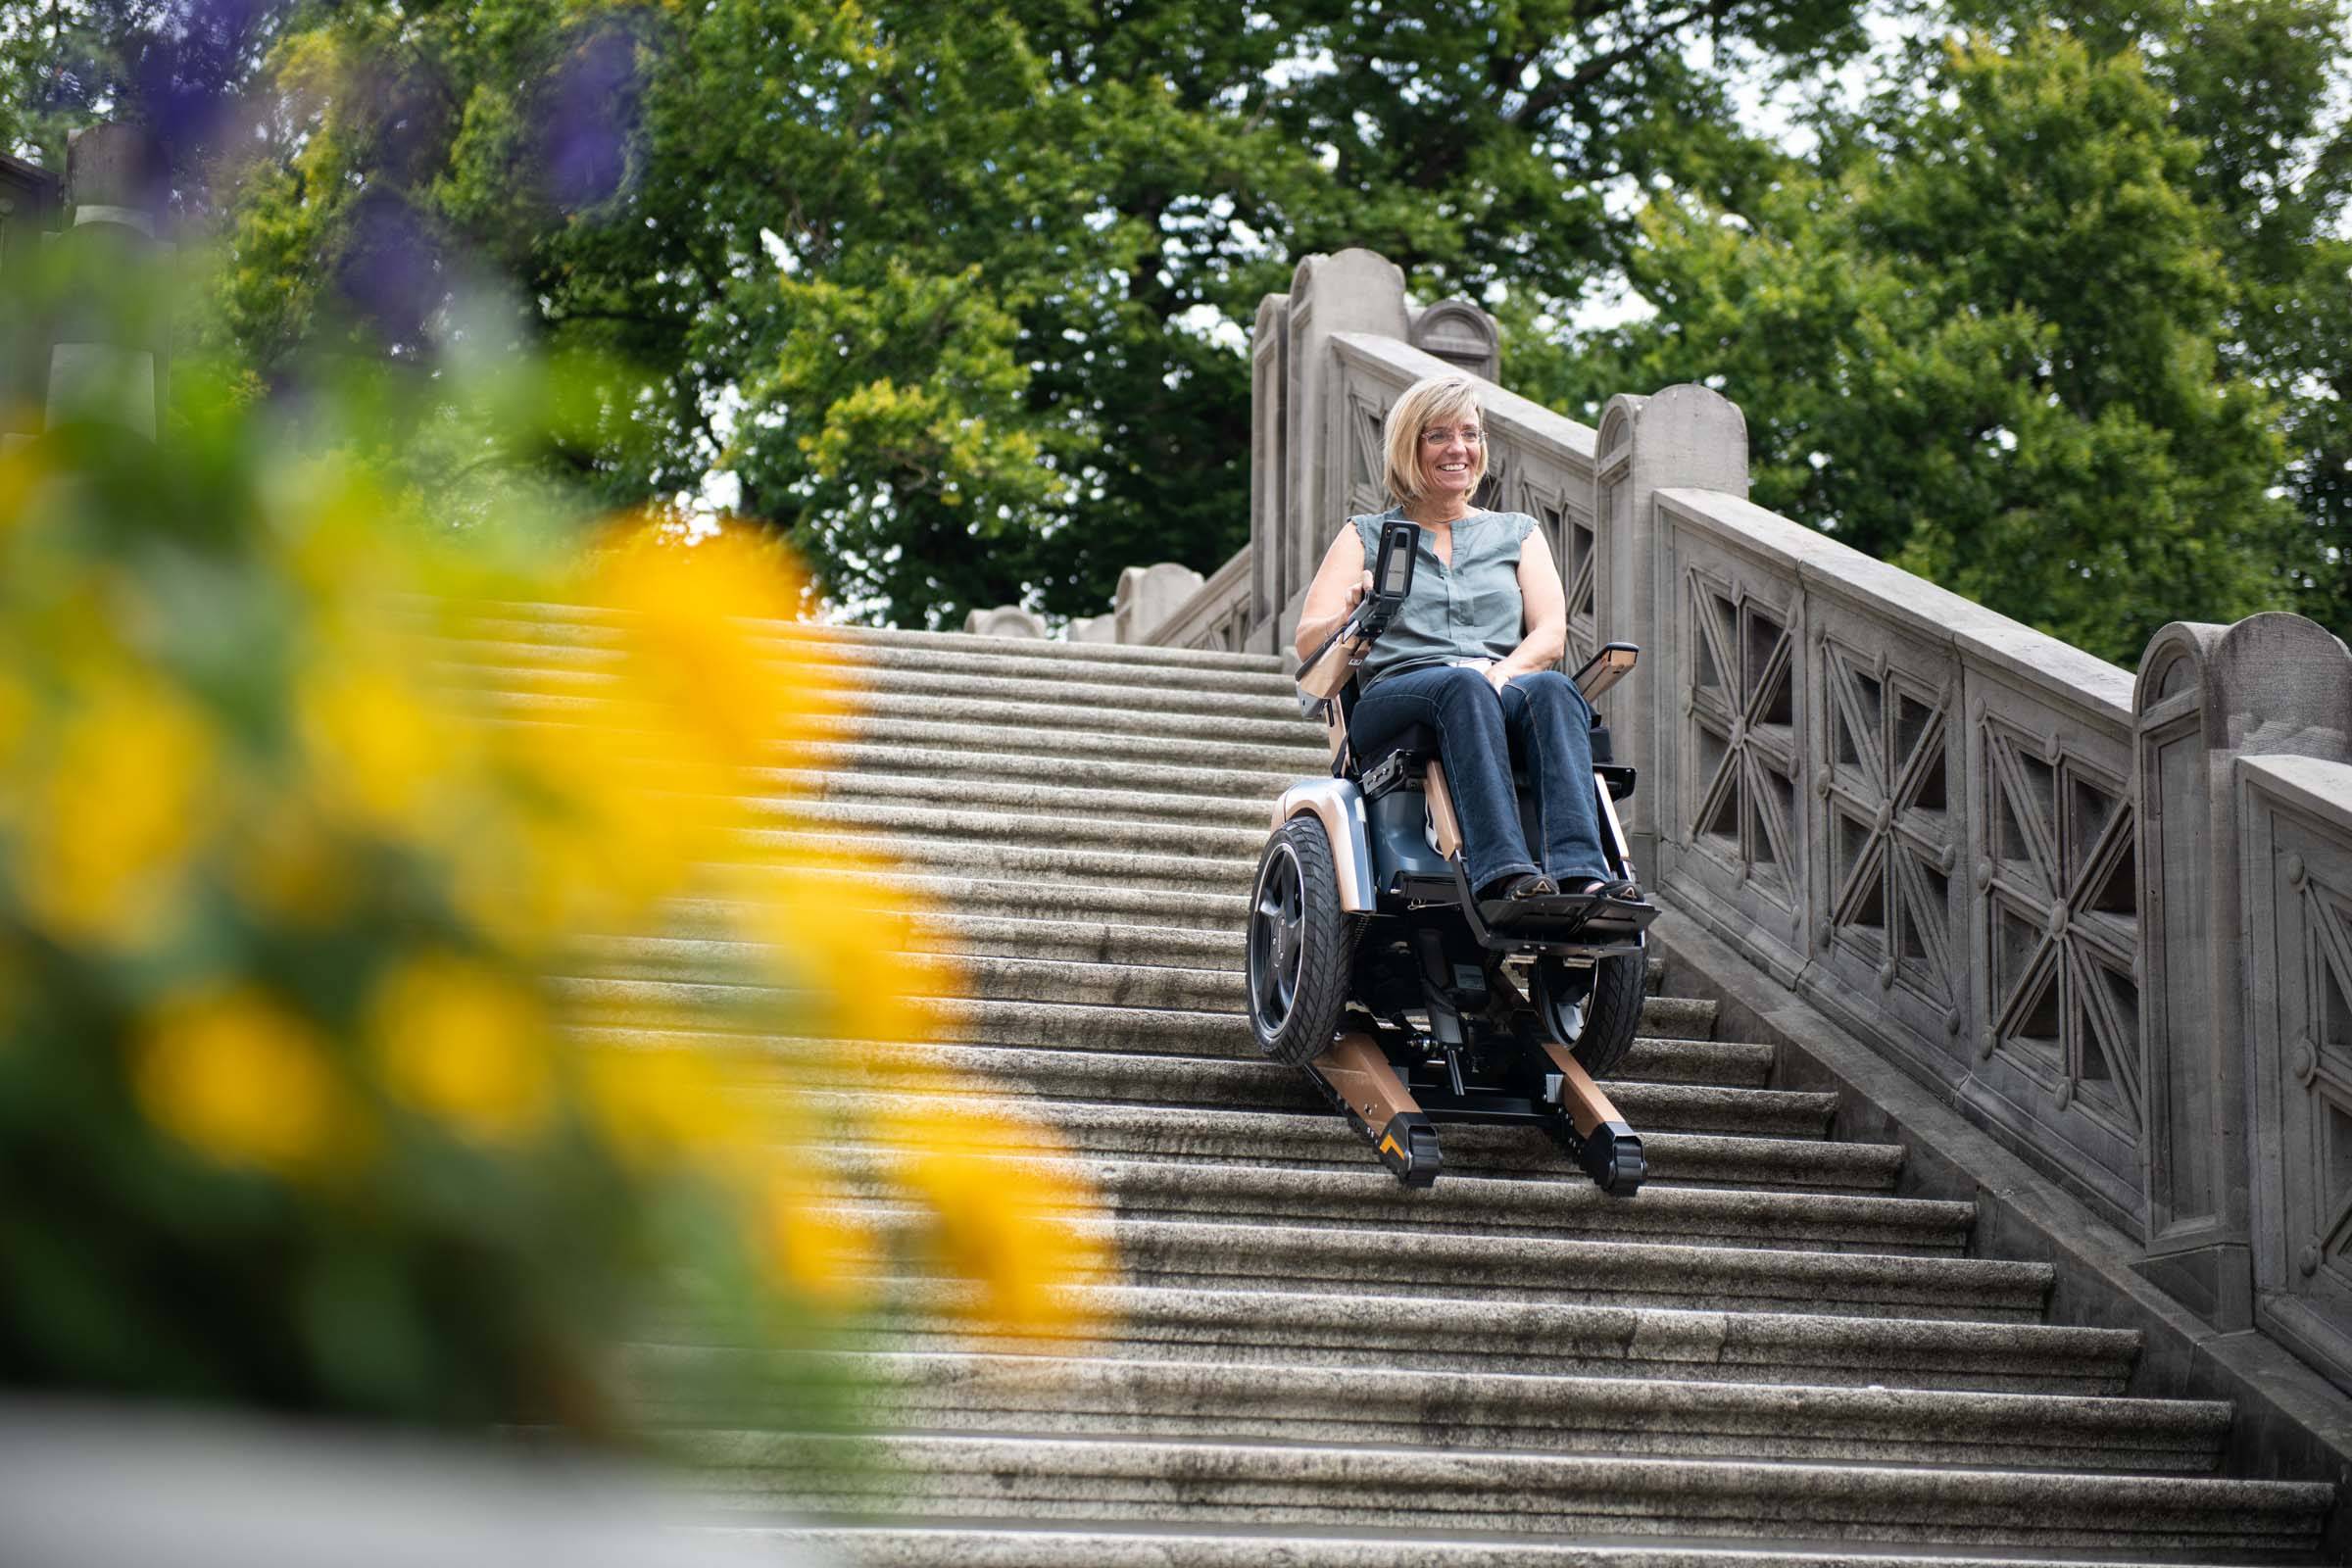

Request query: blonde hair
[{"left": 1382, "top": 374, "right": 1488, "bottom": 507}]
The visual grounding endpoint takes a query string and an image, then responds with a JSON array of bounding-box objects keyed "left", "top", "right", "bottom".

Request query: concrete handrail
[{"left": 1148, "top": 544, "right": 1255, "bottom": 653}]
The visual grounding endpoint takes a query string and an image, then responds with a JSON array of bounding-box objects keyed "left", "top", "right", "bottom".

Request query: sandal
[
  {"left": 1562, "top": 875, "right": 1644, "bottom": 903},
  {"left": 1476, "top": 870, "right": 1558, "bottom": 903}
]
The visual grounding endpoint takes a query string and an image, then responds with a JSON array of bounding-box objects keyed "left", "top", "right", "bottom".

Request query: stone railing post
[
  {"left": 1406, "top": 299, "right": 1498, "bottom": 382},
  {"left": 1592, "top": 389, "right": 1749, "bottom": 870},
  {"left": 46, "top": 123, "right": 170, "bottom": 440},
  {"left": 2134, "top": 613, "right": 2352, "bottom": 1327},
  {"left": 1255, "top": 251, "right": 1411, "bottom": 654},
  {"left": 0, "top": 148, "right": 64, "bottom": 455},
  {"left": 1248, "top": 291, "right": 1291, "bottom": 650}
]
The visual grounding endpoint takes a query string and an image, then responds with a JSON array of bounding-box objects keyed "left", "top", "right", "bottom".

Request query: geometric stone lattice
[
  {"left": 1347, "top": 395, "right": 1391, "bottom": 518},
  {"left": 1979, "top": 719, "right": 2142, "bottom": 1136},
  {"left": 2301, "top": 887, "right": 2352, "bottom": 1273},
  {"left": 1555, "top": 498, "right": 1599, "bottom": 669},
  {"left": 1688, "top": 571, "right": 1798, "bottom": 908},
  {"left": 1494, "top": 450, "right": 1597, "bottom": 668},
  {"left": 1820, "top": 637, "right": 1956, "bottom": 1004}
]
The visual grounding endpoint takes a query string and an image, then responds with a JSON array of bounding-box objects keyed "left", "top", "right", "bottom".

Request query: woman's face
[{"left": 1417, "top": 412, "right": 1483, "bottom": 506}]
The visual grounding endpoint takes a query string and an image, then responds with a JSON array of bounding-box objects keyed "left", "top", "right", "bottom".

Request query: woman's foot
[
  {"left": 1477, "top": 870, "right": 1558, "bottom": 903},
  {"left": 1561, "top": 875, "right": 1645, "bottom": 903}
]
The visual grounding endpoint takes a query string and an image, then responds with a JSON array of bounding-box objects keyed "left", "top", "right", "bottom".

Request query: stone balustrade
[
  {"left": 1134, "top": 546, "right": 1255, "bottom": 653},
  {"left": 1647, "top": 484, "right": 2150, "bottom": 1235}
]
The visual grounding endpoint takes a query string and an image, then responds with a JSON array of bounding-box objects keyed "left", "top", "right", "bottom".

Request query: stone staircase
[{"left": 460, "top": 617, "right": 2336, "bottom": 1565}]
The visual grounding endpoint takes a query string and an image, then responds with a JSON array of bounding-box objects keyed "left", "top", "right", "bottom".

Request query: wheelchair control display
[
  {"left": 1294, "top": 519, "right": 1420, "bottom": 696},
  {"left": 1372, "top": 516, "right": 1417, "bottom": 602}
]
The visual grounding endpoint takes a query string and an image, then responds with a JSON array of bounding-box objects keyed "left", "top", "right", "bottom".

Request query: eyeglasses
[{"left": 1420, "top": 426, "right": 1484, "bottom": 446}]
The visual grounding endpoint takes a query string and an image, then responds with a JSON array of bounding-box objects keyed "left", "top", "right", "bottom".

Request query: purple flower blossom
[
  {"left": 539, "top": 25, "right": 643, "bottom": 212},
  {"left": 335, "top": 190, "right": 442, "bottom": 350}
]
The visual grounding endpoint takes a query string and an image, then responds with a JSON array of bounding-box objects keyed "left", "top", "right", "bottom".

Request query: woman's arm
[
  {"left": 1489, "top": 522, "right": 1568, "bottom": 687},
  {"left": 1293, "top": 525, "right": 1375, "bottom": 663}
]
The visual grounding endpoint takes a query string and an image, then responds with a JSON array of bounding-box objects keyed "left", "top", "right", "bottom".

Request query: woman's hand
[{"left": 1449, "top": 657, "right": 1514, "bottom": 692}]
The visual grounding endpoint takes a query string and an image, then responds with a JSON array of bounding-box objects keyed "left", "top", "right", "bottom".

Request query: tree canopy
[
  {"left": 1525, "top": 0, "right": 2351, "bottom": 662},
  {"left": 3, "top": 0, "right": 2345, "bottom": 658},
  {"left": 3, "top": 0, "right": 1871, "bottom": 623}
]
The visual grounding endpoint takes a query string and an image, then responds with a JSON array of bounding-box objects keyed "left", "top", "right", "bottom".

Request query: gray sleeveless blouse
[{"left": 1351, "top": 507, "right": 1540, "bottom": 690}]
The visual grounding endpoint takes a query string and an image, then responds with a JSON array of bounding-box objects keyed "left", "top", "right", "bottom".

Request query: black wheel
[
  {"left": 1246, "top": 817, "right": 1357, "bottom": 1065},
  {"left": 1535, "top": 949, "right": 1645, "bottom": 1079}
]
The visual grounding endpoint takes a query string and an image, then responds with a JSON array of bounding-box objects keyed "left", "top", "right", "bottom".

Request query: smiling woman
[{"left": 1292, "top": 372, "right": 1640, "bottom": 910}]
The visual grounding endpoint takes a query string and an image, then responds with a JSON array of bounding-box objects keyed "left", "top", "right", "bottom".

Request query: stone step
[
  {"left": 793, "top": 742, "right": 1301, "bottom": 803},
  {"left": 666, "top": 881, "right": 1250, "bottom": 937},
  {"left": 1059, "top": 1156, "right": 1968, "bottom": 1253},
  {"left": 778, "top": 767, "right": 1278, "bottom": 829},
  {"left": 919, "top": 914, "right": 1245, "bottom": 971},
  {"left": 864, "top": 1283, "right": 2140, "bottom": 1395},
  {"left": 869, "top": 917, "right": 1675, "bottom": 994},
  {"left": 439, "top": 606, "right": 1289, "bottom": 677},
  {"left": 449, "top": 650, "right": 1317, "bottom": 725},
  {"left": 684, "top": 1434, "right": 2331, "bottom": 1553},
  {"left": 434, "top": 621, "right": 1295, "bottom": 687},
  {"left": 480, "top": 678, "right": 1328, "bottom": 755},
  {"left": 561, "top": 968, "right": 1718, "bottom": 1049},
  {"left": 682, "top": 1044, "right": 1836, "bottom": 1140},
  {"left": 815, "top": 1148, "right": 1956, "bottom": 1253},
  {"left": 829, "top": 713, "right": 1327, "bottom": 775},
  {"left": 780, "top": 1529, "right": 2265, "bottom": 1568},
  {"left": 721, "top": 1351, "right": 2230, "bottom": 1473},
  {"left": 823, "top": 1099, "right": 1892, "bottom": 1189},
  {"left": 1096, "top": 1216, "right": 2047, "bottom": 1320},
  {"left": 803, "top": 635, "right": 1294, "bottom": 695},
  {"left": 763, "top": 799, "right": 1270, "bottom": 863},
  {"left": 484, "top": 700, "right": 1330, "bottom": 780},
  {"left": 752, "top": 829, "right": 1254, "bottom": 892}
]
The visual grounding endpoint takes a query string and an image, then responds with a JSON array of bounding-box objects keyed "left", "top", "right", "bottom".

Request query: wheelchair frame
[{"left": 1248, "top": 522, "right": 1659, "bottom": 1195}]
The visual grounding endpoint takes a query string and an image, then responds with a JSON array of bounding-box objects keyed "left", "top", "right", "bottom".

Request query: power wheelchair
[{"left": 1246, "top": 517, "right": 1659, "bottom": 1195}]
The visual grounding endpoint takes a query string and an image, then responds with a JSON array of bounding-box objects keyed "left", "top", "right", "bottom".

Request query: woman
[{"left": 1293, "top": 372, "right": 1636, "bottom": 908}]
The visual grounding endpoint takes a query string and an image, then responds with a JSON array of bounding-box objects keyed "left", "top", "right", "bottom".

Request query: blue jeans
[{"left": 1350, "top": 664, "right": 1610, "bottom": 894}]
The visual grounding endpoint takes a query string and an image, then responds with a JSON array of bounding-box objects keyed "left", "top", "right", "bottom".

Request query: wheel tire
[
  {"left": 1536, "top": 949, "right": 1645, "bottom": 1080},
  {"left": 1246, "top": 817, "right": 1357, "bottom": 1066}
]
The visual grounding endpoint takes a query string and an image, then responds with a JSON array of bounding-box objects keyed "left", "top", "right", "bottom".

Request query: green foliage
[
  {"left": 16, "top": 1, "right": 2341, "bottom": 653},
  {"left": 731, "top": 261, "right": 1068, "bottom": 617},
  {"left": 1539, "top": 27, "right": 2305, "bottom": 664},
  {"left": 1932, "top": 0, "right": 2352, "bottom": 639},
  {"left": 46, "top": 0, "right": 1871, "bottom": 626}
]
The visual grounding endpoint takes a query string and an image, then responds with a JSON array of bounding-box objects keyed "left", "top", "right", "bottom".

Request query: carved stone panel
[
  {"left": 2243, "top": 776, "right": 2352, "bottom": 1394},
  {"left": 1964, "top": 688, "right": 2144, "bottom": 1226},
  {"left": 1344, "top": 387, "right": 1396, "bottom": 521},
  {"left": 1668, "top": 549, "right": 1805, "bottom": 967},
  {"left": 1810, "top": 610, "right": 1965, "bottom": 1068},
  {"left": 1490, "top": 444, "right": 1597, "bottom": 667}
]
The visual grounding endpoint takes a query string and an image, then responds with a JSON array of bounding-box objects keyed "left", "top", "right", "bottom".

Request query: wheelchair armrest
[
  {"left": 1297, "top": 629, "right": 1370, "bottom": 701},
  {"left": 1573, "top": 642, "right": 1640, "bottom": 703}
]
